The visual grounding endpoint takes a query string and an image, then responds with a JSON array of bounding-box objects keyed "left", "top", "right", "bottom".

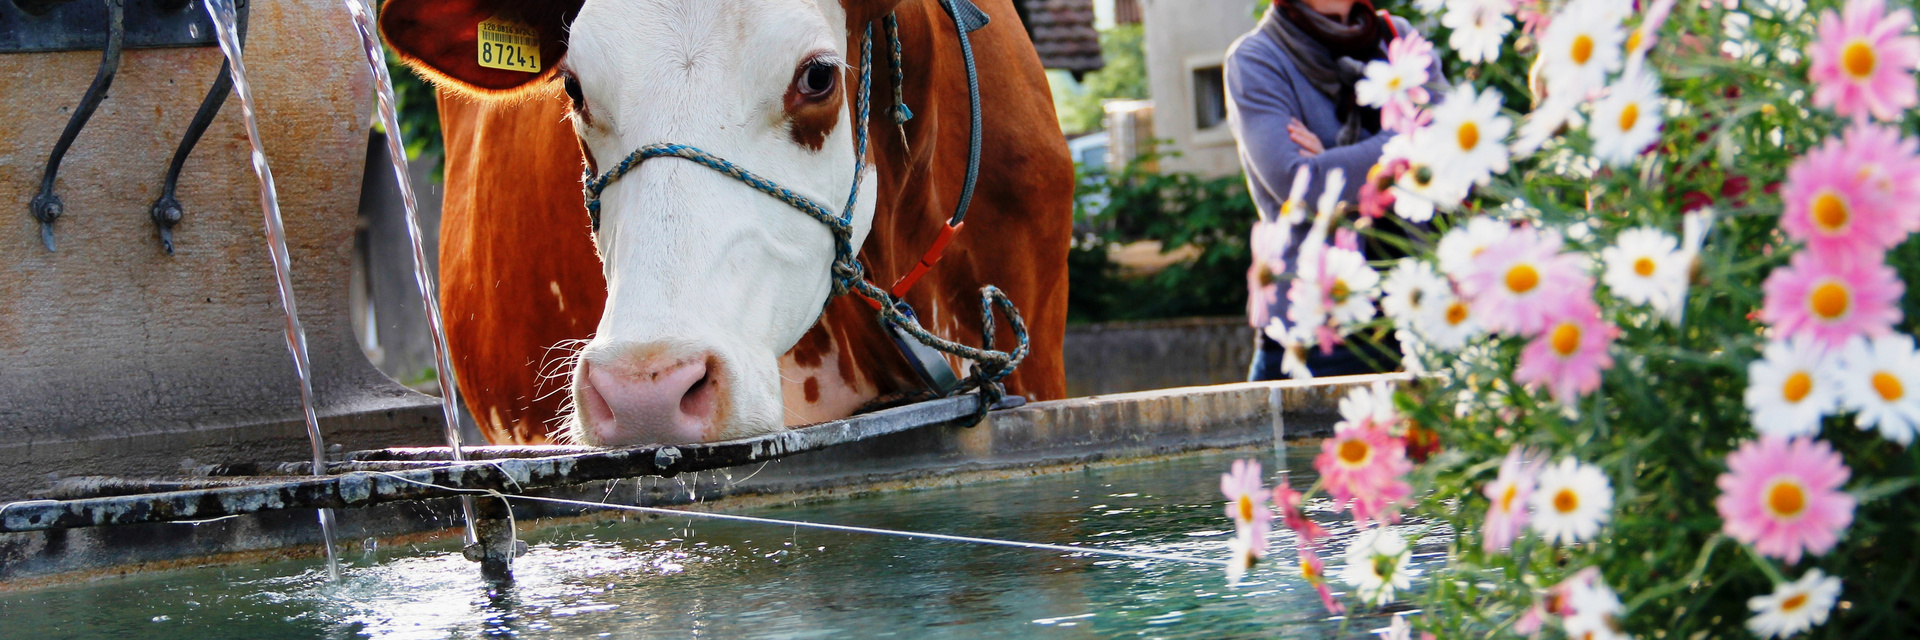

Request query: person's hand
[{"left": 1289, "top": 119, "right": 1325, "bottom": 157}]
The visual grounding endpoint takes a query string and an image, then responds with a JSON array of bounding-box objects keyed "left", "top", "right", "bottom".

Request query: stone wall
[{"left": 1063, "top": 316, "right": 1254, "bottom": 397}]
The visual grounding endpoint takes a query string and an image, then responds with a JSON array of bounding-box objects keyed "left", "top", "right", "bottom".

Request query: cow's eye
[
  {"left": 794, "top": 59, "right": 838, "bottom": 100},
  {"left": 562, "top": 73, "right": 586, "bottom": 111}
]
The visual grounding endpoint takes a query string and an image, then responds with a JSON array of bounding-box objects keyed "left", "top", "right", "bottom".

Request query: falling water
[
  {"left": 201, "top": 0, "right": 341, "bottom": 581},
  {"left": 339, "top": 0, "right": 479, "bottom": 546}
]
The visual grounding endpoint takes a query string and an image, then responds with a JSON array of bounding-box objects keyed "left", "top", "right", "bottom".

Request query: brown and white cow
[{"left": 381, "top": 0, "right": 1071, "bottom": 446}]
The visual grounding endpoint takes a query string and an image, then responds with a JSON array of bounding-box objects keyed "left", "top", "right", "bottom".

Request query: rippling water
[{"left": 0, "top": 447, "right": 1443, "bottom": 638}]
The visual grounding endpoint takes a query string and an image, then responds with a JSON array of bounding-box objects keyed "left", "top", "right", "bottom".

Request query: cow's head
[{"left": 384, "top": 0, "right": 902, "bottom": 445}]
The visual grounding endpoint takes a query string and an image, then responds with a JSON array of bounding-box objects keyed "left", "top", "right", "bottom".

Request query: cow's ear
[{"left": 380, "top": 0, "right": 583, "bottom": 97}]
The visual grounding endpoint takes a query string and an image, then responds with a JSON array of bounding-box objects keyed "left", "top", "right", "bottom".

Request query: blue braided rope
[
  {"left": 579, "top": 22, "right": 1027, "bottom": 411},
  {"left": 885, "top": 13, "right": 913, "bottom": 126}
]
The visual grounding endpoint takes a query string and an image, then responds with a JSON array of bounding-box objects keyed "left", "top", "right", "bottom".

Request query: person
[{"left": 1228, "top": 0, "right": 1441, "bottom": 381}]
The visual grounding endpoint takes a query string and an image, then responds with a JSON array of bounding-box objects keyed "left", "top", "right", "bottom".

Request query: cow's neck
[{"left": 777, "top": 1, "right": 974, "bottom": 424}]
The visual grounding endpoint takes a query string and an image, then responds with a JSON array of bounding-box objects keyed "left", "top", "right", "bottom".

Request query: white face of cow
[{"left": 558, "top": 0, "right": 876, "bottom": 446}]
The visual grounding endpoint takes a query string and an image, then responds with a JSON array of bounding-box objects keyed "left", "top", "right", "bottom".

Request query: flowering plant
[{"left": 1223, "top": 0, "right": 1920, "bottom": 636}]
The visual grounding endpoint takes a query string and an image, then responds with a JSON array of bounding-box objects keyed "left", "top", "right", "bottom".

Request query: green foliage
[
  {"left": 1376, "top": 1, "right": 1920, "bottom": 637},
  {"left": 1059, "top": 24, "right": 1148, "bottom": 136},
  {"left": 385, "top": 46, "right": 443, "bottom": 181},
  {"left": 1068, "top": 154, "right": 1257, "bottom": 323}
]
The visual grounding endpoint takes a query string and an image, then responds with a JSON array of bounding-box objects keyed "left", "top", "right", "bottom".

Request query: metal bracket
[
  {"left": 884, "top": 302, "right": 961, "bottom": 396},
  {"left": 29, "top": 0, "right": 122, "bottom": 252},
  {"left": 1, "top": 0, "right": 223, "bottom": 53},
  {"left": 148, "top": 0, "right": 244, "bottom": 254}
]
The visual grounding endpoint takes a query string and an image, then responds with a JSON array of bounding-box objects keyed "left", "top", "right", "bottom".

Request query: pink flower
[
  {"left": 1222, "top": 459, "right": 1273, "bottom": 552},
  {"left": 1809, "top": 0, "right": 1920, "bottom": 121},
  {"left": 1513, "top": 298, "right": 1618, "bottom": 403},
  {"left": 1514, "top": 567, "right": 1602, "bottom": 634},
  {"left": 1760, "top": 251, "right": 1904, "bottom": 349},
  {"left": 1298, "top": 547, "right": 1346, "bottom": 615},
  {"left": 1315, "top": 420, "right": 1414, "bottom": 526},
  {"left": 1482, "top": 447, "right": 1539, "bottom": 552},
  {"left": 1715, "top": 436, "right": 1856, "bottom": 564},
  {"left": 1781, "top": 130, "right": 1912, "bottom": 259},
  {"left": 1273, "top": 481, "right": 1329, "bottom": 548},
  {"left": 1834, "top": 122, "right": 1920, "bottom": 234},
  {"left": 1459, "top": 227, "right": 1594, "bottom": 336}
]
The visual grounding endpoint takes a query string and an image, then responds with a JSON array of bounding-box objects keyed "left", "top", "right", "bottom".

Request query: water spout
[
  {"left": 339, "top": 0, "right": 480, "bottom": 547},
  {"left": 201, "top": 0, "right": 341, "bottom": 582}
]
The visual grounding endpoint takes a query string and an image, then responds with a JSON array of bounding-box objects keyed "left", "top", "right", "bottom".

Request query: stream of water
[
  {"left": 0, "top": 448, "right": 1443, "bottom": 638},
  {"left": 339, "top": 0, "right": 479, "bottom": 547},
  {"left": 201, "top": 0, "right": 341, "bottom": 581}
]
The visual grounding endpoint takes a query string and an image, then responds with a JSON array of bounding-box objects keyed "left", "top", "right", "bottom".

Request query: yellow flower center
[
  {"left": 1331, "top": 279, "right": 1351, "bottom": 303},
  {"left": 1765, "top": 479, "right": 1807, "bottom": 519},
  {"left": 1843, "top": 39, "right": 1877, "bottom": 79},
  {"left": 1618, "top": 102, "right": 1640, "bottom": 133},
  {"left": 1571, "top": 33, "right": 1595, "bottom": 65},
  {"left": 1811, "top": 191, "right": 1850, "bottom": 232},
  {"left": 1553, "top": 488, "right": 1580, "bottom": 514},
  {"left": 1782, "top": 371, "right": 1814, "bottom": 403},
  {"left": 1625, "top": 28, "right": 1644, "bottom": 53},
  {"left": 1633, "top": 256, "right": 1657, "bottom": 277},
  {"left": 1301, "top": 560, "right": 1321, "bottom": 580},
  {"left": 1809, "top": 281, "right": 1851, "bottom": 320},
  {"left": 1338, "top": 438, "right": 1373, "bottom": 466},
  {"left": 1499, "top": 482, "right": 1519, "bottom": 512},
  {"left": 1550, "top": 322, "right": 1583, "bottom": 356},
  {"left": 1458, "top": 120, "right": 1481, "bottom": 152},
  {"left": 1873, "top": 371, "right": 1904, "bottom": 401},
  {"left": 1506, "top": 264, "right": 1540, "bottom": 294},
  {"left": 1446, "top": 301, "right": 1471, "bottom": 326},
  {"left": 1238, "top": 494, "right": 1256, "bottom": 521},
  {"left": 1388, "top": 76, "right": 1403, "bottom": 90},
  {"left": 1781, "top": 593, "right": 1809, "bottom": 612}
]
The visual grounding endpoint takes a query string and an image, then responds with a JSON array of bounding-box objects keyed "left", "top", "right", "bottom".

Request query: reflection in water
[{"left": 0, "top": 449, "right": 1443, "bottom": 639}]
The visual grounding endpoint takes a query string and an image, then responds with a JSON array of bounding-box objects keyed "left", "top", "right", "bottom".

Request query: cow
[{"left": 380, "top": 0, "right": 1072, "bottom": 446}]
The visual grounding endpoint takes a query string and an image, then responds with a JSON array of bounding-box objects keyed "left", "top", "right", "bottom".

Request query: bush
[{"left": 1068, "top": 156, "right": 1258, "bottom": 323}]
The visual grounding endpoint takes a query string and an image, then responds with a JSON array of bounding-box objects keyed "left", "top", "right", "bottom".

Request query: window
[{"left": 1192, "top": 65, "right": 1227, "bottom": 131}]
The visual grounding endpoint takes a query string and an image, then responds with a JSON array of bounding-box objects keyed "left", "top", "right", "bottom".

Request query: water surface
[{"left": 0, "top": 447, "right": 1441, "bottom": 639}]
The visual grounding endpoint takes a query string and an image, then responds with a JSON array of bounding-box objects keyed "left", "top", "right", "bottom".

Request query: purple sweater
[{"left": 1226, "top": 15, "right": 1440, "bottom": 330}]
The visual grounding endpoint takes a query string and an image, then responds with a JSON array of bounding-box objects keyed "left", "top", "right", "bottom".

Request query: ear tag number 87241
[{"left": 476, "top": 16, "right": 541, "bottom": 73}]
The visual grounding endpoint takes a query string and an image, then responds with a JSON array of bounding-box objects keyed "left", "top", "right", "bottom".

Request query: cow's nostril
[{"left": 580, "top": 353, "right": 720, "bottom": 445}]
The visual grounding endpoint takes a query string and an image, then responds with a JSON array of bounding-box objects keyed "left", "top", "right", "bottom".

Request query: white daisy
[
  {"left": 1417, "top": 290, "right": 1485, "bottom": 352},
  {"left": 1669, "top": 207, "right": 1715, "bottom": 325},
  {"left": 1745, "top": 336, "right": 1842, "bottom": 438},
  {"left": 1600, "top": 226, "right": 1687, "bottom": 316},
  {"left": 1588, "top": 70, "right": 1664, "bottom": 167},
  {"left": 1383, "top": 135, "right": 1470, "bottom": 223},
  {"left": 1225, "top": 532, "right": 1261, "bottom": 586},
  {"left": 1413, "top": 0, "right": 1447, "bottom": 17},
  {"left": 1376, "top": 614, "right": 1412, "bottom": 640},
  {"left": 1511, "top": 92, "right": 1582, "bottom": 157},
  {"left": 1838, "top": 334, "right": 1920, "bottom": 446},
  {"left": 1356, "top": 51, "right": 1431, "bottom": 109},
  {"left": 1746, "top": 569, "right": 1842, "bottom": 639},
  {"left": 1262, "top": 318, "right": 1315, "bottom": 380},
  {"left": 1564, "top": 580, "right": 1629, "bottom": 640},
  {"left": 1280, "top": 165, "right": 1313, "bottom": 226},
  {"left": 1528, "top": 457, "right": 1613, "bottom": 545},
  {"left": 1341, "top": 527, "right": 1413, "bottom": 606},
  {"left": 1424, "top": 84, "right": 1514, "bottom": 188},
  {"left": 1339, "top": 379, "right": 1400, "bottom": 427},
  {"left": 1436, "top": 216, "right": 1512, "bottom": 276},
  {"left": 1442, "top": 1, "right": 1514, "bottom": 65},
  {"left": 1323, "top": 248, "right": 1382, "bottom": 326},
  {"left": 1537, "top": 0, "right": 1627, "bottom": 99},
  {"left": 1382, "top": 260, "right": 1453, "bottom": 331}
]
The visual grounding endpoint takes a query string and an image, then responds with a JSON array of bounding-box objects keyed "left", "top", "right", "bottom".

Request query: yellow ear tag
[{"left": 476, "top": 16, "right": 541, "bottom": 73}]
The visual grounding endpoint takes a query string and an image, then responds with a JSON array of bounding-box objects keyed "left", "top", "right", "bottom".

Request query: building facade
[{"left": 1140, "top": 0, "right": 1258, "bottom": 178}]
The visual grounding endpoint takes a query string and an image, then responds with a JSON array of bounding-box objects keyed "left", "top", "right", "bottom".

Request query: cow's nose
[{"left": 579, "top": 355, "right": 719, "bottom": 445}]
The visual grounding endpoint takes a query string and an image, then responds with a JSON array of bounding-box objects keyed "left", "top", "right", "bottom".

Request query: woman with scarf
[{"left": 1230, "top": 0, "right": 1442, "bottom": 380}]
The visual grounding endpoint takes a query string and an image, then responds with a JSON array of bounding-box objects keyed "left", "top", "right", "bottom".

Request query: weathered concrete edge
[{"left": 0, "top": 374, "right": 1407, "bottom": 586}]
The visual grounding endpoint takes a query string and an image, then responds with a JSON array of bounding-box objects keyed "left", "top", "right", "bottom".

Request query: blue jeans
[{"left": 1247, "top": 334, "right": 1399, "bottom": 381}]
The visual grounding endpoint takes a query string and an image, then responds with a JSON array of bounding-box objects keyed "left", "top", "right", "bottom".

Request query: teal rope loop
[{"left": 580, "top": 20, "right": 1027, "bottom": 417}]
